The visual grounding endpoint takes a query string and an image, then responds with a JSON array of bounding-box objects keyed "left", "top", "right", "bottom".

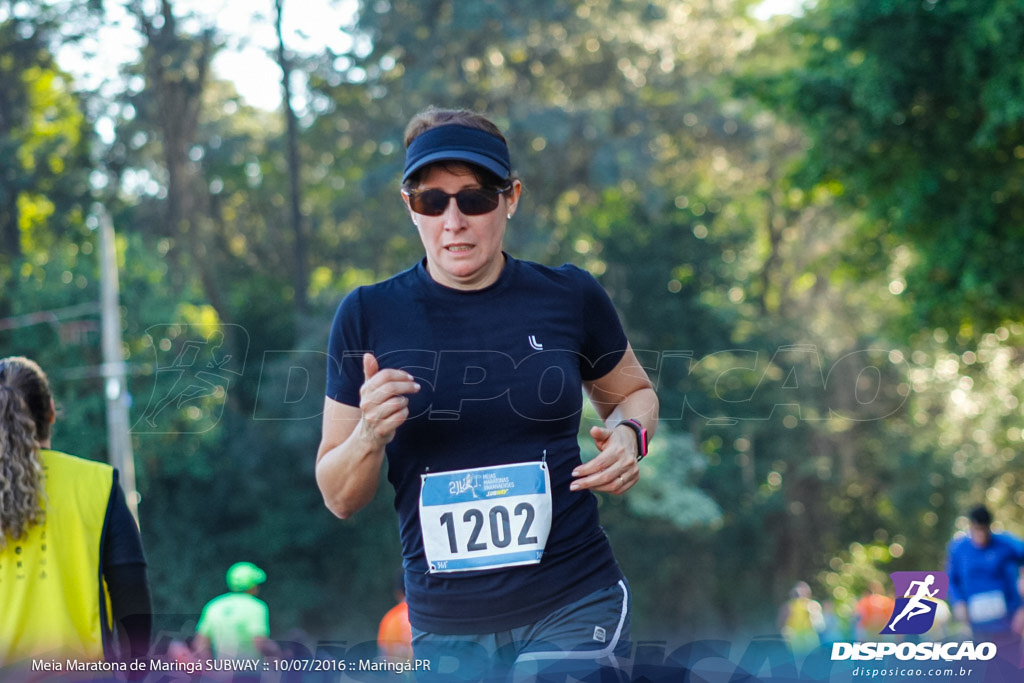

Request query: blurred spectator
[
  {"left": 947, "top": 505, "right": 1024, "bottom": 665},
  {"left": 854, "top": 580, "right": 895, "bottom": 641},
  {"left": 193, "top": 562, "right": 281, "bottom": 661},
  {"left": 778, "top": 581, "right": 824, "bottom": 656},
  {"left": 0, "top": 356, "right": 151, "bottom": 666}
]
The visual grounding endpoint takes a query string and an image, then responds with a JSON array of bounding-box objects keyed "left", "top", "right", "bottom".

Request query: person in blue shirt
[
  {"left": 316, "top": 107, "right": 659, "bottom": 681},
  {"left": 946, "top": 505, "right": 1024, "bottom": 665}
]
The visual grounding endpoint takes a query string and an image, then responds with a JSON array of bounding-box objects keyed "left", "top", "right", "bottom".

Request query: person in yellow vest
[
  {"left": 193, "top": 562, "right": 281, "bottom": 661},
  {"left": 0, "top": 356, "right": 152, "bottom": 666},
  {"left": 777, "top": 580, "right": 825, "bottom": 657}
]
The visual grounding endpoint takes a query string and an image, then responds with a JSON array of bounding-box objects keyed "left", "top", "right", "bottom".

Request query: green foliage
[
  {"left": 745, "top": 0, "right": 1024, "bottom": 334},
  {"left": 818, "top": 541, "right": 895, "bottom": 621},
  {"left": 0, "top": 18, "right": 91, "bottom": 273},
  {"left": 625, "top": 429, "right": 722, "bottom": 531}
]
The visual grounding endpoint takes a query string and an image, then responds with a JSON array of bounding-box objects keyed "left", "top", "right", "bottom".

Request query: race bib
[
  {"left": 967, "top": 591, "right": 1008, "bottom": 623},
  {"left": 419, "top": 462, "right": 552, "bottom": 573}
]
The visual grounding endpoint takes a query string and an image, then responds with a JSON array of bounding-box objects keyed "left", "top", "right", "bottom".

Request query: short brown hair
[{"left": 403, "top": 106, "right": 507, "bottom": 148}]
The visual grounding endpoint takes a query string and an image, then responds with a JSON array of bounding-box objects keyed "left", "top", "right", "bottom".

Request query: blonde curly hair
[{"left": 0, "top": 356, "right": 51, "bottom": 549}]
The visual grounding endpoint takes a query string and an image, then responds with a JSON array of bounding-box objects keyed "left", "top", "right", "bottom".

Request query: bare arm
[
  {"left": 574, "top": 344, "right": 659, "bottom": 494},
  {"left": 315, "top": 353, "right": 420, "bottom": 519}
]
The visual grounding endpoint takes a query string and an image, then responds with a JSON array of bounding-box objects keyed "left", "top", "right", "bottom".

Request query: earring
[{"left": 507, "top": 213, "right": 513, "bottom": 220}]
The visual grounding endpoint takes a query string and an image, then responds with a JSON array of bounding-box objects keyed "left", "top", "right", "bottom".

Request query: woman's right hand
[{"left": 358, "top": 353, "right": 420, "bottom": 448}]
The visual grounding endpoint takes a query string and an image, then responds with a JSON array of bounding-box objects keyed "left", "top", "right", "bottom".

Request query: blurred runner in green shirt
[{"left": 193, "top": 562, "right": 280, "bottom": 660}]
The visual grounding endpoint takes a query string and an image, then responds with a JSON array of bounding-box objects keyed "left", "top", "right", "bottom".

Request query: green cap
[{"left": 226, "top": 562, "right": 267, "bottom": 592}]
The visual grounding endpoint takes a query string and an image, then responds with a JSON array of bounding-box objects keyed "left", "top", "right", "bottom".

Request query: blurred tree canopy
[
  {"left": 743, "top": 0, "right": 1024, "bottom": 336},
  {"left": 1, "top": 0, "right": 1022, "bottom": 650}
]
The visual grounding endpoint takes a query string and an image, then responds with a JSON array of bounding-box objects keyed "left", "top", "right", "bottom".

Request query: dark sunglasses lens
[
  {"left": 455, "top": 189, "right": 500, "bottom": 215},
  {"left": 409, "top": 188, "right": 503, "bottom": 216},
  {"left": 411, "top": 190, "right": 450, "bottom": 216}
]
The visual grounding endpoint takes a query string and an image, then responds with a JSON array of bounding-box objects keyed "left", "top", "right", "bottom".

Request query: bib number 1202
[
  {"left": 419, "top": 461, "right": 552, "bottom": 572},
  {"left": 439, "top": 502, "right": 539, "bottom": 554}
]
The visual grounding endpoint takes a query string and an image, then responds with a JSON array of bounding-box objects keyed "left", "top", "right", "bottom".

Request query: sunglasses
[{"left": 403, "top": 185, "right": 511, "bottom": 216}]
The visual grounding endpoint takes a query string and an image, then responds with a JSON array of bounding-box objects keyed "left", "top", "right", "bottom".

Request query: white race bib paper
[
  {"left": 419, "top": 462, "right": 552, "bottom": 573},
  {"left": 967, "top": 590, "right": 1008, "bottom": 623}
]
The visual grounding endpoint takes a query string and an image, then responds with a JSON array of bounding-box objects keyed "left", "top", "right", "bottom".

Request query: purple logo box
[
  {"left": 884, "top": 571, "right": 949, "bottom": 635},
  {"left": 889, "top": 571, "right": 949, "bottom": 600}
]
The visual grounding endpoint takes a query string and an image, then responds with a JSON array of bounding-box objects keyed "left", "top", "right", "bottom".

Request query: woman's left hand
[{"left": 569, "top": 424, "right": 640, "bottom": 494}]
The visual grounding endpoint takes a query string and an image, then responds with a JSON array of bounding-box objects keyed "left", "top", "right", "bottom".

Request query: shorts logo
[
  {"left": 592, "top": 626, "right": 606, "bottom": 643},
  {"left": 884, "top": 571, "right": 949, "bottom": 635}
]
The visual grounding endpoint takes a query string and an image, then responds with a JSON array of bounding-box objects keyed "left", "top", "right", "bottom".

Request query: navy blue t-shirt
[{"left": 326, "top": 255, "right": 628, "bottom": 634}]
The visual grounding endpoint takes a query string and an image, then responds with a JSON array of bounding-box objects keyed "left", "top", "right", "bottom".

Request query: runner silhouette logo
[{"left": 885, "top": 571, "right": 949, "bottom": 635}]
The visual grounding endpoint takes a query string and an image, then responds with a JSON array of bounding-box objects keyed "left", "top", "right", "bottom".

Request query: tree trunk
[{"left": 275, "top": 0, "right": 308, "bottom": 318}]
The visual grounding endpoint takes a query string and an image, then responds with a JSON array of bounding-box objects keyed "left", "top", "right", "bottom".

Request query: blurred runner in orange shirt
[
  {"left": 378, "top": 575, "right": 412, "bottom": 663},
  {"left": 855, "top": 580, "right": 896, "bottom": 640}
]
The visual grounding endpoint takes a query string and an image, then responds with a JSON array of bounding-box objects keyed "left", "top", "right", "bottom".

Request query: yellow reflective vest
[{"left": 0, "top": 450, "right": 114, "bottom": 664}]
